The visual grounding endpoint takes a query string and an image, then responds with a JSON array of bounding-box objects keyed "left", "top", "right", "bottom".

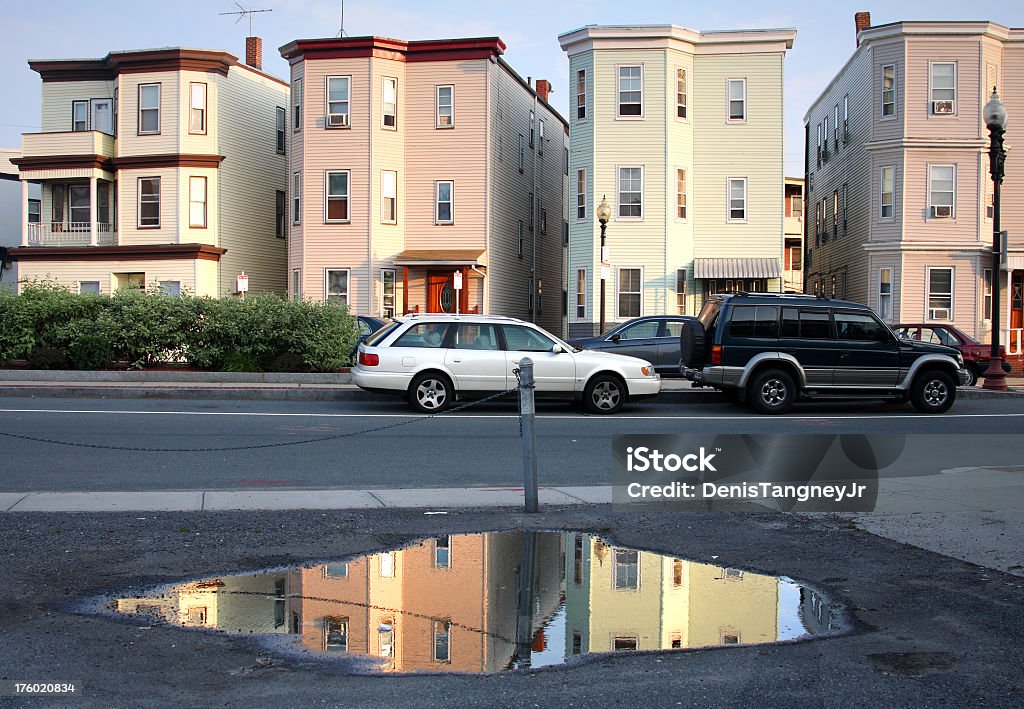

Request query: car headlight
[{"left": 641, "top": 366, "right": 654, "bottom": 377}]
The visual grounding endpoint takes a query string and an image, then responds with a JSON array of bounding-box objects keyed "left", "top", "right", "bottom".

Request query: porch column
[
  {"left": 20, "top": 180, "right": 29, "bottom": 246},
  {"left": 88, "top": 176, "right": 98, "bottom": 246},
  {"left": 402, "top": 266, "right": 409, "bottom": 315},
  {"left": 1007, "top": 269, "right": 1015, "bottom": 355}
]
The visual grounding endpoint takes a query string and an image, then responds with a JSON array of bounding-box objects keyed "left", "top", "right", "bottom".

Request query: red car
[{"left": 894, "top": 323, "right": 1011, "bottom": 386}]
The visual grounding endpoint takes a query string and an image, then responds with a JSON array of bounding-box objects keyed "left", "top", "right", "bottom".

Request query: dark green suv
[{"left": 678, "top": 293, "right": 970, "bottom": 414}]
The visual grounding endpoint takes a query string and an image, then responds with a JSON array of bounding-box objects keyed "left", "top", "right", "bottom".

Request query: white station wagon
[{"left": 352, "top": 314, "right": 661, "bottom": 414}]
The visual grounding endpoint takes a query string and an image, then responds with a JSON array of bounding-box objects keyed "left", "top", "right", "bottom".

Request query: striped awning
[{"left": 693, "top": 258, "right": 781, "bottom": 279}]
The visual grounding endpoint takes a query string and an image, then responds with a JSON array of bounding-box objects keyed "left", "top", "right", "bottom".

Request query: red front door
[
  {"left": 426, "top": 270, "right": 467, "bottom": 313},
  {"left": 1012, "top": 273, "right": 1024, "bottom": 330}
]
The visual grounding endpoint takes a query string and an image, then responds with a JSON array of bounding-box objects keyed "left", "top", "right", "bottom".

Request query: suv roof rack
[{"left": 733, "top": 291, "right": 827, "bottom": 299}]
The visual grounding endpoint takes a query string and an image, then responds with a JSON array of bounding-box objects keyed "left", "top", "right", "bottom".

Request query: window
[
  {"left": 324, "top": 617, "right": 348, "bottom": 652},
  {"left": 983, "top": 268, "right": 993, "bottom": 321},
  {"left": 788, "top": 309, "right": 831, "bottom": 339},
  {"left": 433, "top": 620, "right": 451, "bottom": 663},
  {"left": 138, "top": 83, "right": 160, "bottom": 134},
  {"left": 572, "top": 632, "right": 582, "bottom": 654},
  {"left": 326, "top": 76, "right": 350, "bottom": 128},
  {"left": 436, "top": 85, "right": 453, "bottom": 128},
  {"left": 820, "top": 197, "right": 827, "bottom": 241},
  {"left": 880, "top": 166, "right": 894, "bottom": 219},
  {"left": 138, "top": 177, "right": 160, "bottom": 228},
  {"left": 676, "top": 269, "right": 687, "bottom": 315},
  {"left": 676, "top": 169, "right": 687, "bottom": 219},
  {"left": 27, "top": 199, "right": 40, "bottom": 223},
  {"left": 69, "top": 185, "right": 89, "bottom": 225},
  {"left": 381, "top": 170, "right": 397, "bottom": 224},
  {"left": 881, "top": 65, "right": 896, "bottom": 117},
  {"left": 928, "top": 164, "right": 955, "bottom": 218},
  {"left": 576, "top": 68, "right": 586, "bottom": 121},
  {"left": 618, "top": 166, "right": 643, "bottom": 219},
  {"left": 539, "top": 120, "right": 544, "bottom": 155},
  {"left": 985, "top": 158, "right": 994, "bottom": 219},
  {"left": 617, "top": 267, "right": 642, "bottom": 319},
  {"left": 434, "top": 536, "right": 451, "bottom": 568},
  {"left": 835, "top": 311, "right": 888, "bottom": 341},
  {"left": 72, "top": 100, "right": 88, "bottom": 131},
  {"left": 620, "top": 320, "right": 660, "bottom": 339},
  {"left": 292, "top": 171, "right": 302, "bottom": 224},
  {"left": 540, "top": 207, "right": 547, "bottom": 234},
  {"left": 843, "top": 94, "right": 849, "bottom": 143},
  {"left": 842, "top": 183, "right": 849, "bottom": 232},
  {"left": 381, "top": 269, "right": 396, "bottom": 317},
  {"left": 189, "top": 176, "right": 207, "bottom": 228},
  {"left": 613, "top": 636, "right": 639, "bottom": 652},
  {"left": 617, "top": 65, "right": 643, "bottom": 117},
  {"left": 189, "top": 82, "right": 207, "bottom": 134},
  {"left": 275, "top": 190, "right": 286, "bottom": 237},
  {"left": 159, "top": 281, "right": 182, "bottom": 297},
  {"left": 517, "top": 220, "right": 524, "bottom": 258},
  {"left": 518, "top": 134, "right": 524, "bottom": 172},
  {"left": 324, "top": 563, "right": 348, "bottom": 578},
  {"left": 986, "top": 63, "right": 1000, "bottom": 96},
  {"left": 501, "top": 325, "right": 555, "bottom": 352},
  {"left": 785, "top": 244, "right": 801, "bottom": 272},
  {"left": 930, "top": 62, "right": 957, "bottom": 114},
  {"left": 326, "top": 269, "right": 350, "bottom": 306},
  {"left": 833, "top": 104, "right": 839, "bottom": 148},
  {"left": 878, "top": 267, "right": 893, "bottom": 322},
  {"left": 728, "top": 306, "right": 780, "bottom": 338},
  {"left": 727, "top": 79, "right": 746, "bottom": 121},
  {"left": 276, "top": 107, "right": 286, "bottom": 154},
  {"left": 77, "top": 281, "right": 101, "bottom": 295},
  {"left": 293, "top": 77, "right": 303, "bottom": 131},
  {"left": 382, "top": 77, "right": 397, "bottom": 129},
  {"left": 325, "top": 170, "right": 350, "bottom": 222},
  {"left": 576, "top": 267, "right": 586, "bottom": 318},
  {"left": 832, "top": 189, "right": 839, "bottom": 236},
  {"left": 927, "top": 267, "right": 953, "bottom": 320},
  {"left": 528, "top": 275, "right": 535, "bottom": 315},
  {"left": 529, "top": 110, "right": 535, "bottom": 147},
  {"left": 573, "top": 535, "right": 583, "bottom": 585},
  {"left": 528, "top": 193, "right": 534, "bottom": 230},
  {"left": 435, "top": 181, "right": 453, "bottom": 224},
  {"left": 816, "top": 122, "right": 822, "bottom": 167},
  {"left": 676, "top": 68, "right": 687, "bottom": 119},
  {"left": 727, "top": 178, "right": 747, "bottom": 221},
  {"left": 822, "top": 115, "right": 828, "bottom": 160},
  {"left": 395, "top": 323, "right": 450, "bottom": 348},
  {"left": 613, "top": 549, "right": 639, "bottom": 590},
  {"left": 576, "top": 168, "right": 586, "bottom": 221},
  {"left": 291, "top": 269, "right": 301, "bottom": 300}
]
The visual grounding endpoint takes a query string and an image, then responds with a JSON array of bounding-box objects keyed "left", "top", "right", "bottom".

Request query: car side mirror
[
  {"left": 609, "top": 333, "right": 621, "bottom": 342},
  {"left": 551, "top": 344, "right": 564, "bottom": 354}
]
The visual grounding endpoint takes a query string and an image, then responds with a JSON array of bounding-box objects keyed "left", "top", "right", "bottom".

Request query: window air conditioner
[
  {"left": 931, "top": 205, "right": 952, "bottom": 218},
  {"left": 932, "top": 100, "right": 954, "bottom": 115},
  {"left": 930, "top": 308, "right": 951, "bottom": 320},
  {"left": 328, "top": 113, "right": 349, "bottom": 127}
]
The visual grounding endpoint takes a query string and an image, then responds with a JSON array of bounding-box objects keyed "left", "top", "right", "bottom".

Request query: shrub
[{"left": 26, "top": 346, "right": 70, "bottom": 370}]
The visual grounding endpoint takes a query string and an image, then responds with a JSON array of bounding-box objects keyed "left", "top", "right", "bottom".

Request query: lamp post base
[{"left": 982, "top": 356, "right": 1009, "bottom": 391}]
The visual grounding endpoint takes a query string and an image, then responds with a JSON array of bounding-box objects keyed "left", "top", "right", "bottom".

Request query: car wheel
[
  {"left": 678, "top": 317, "right": 708, "bottom": 370},
  {"left": 584, "top": 374, "right": 626, "bottom": 415},
  {"left": 408, "top": 372, "right": 454, "bottom": 413},
  {"left": 910, "top": 369, "right": 956, "bottom": 414},
  {"left": 748, "top": 368, "right": 795, "bottom": 415},
  {"left": 963, "top": 365, "right": 979, "bottom": 387}
]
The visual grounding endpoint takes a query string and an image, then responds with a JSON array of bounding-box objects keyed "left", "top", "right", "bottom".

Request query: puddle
[{"left": 104, "top": 532, "right": 846, "bottom": 673}]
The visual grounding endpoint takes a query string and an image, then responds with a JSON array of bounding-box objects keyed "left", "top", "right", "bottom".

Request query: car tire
[
  {"left": 963, "top": 365, "right": 980, "bottom": 387},
  {"left": 408, "top": 372, "right": 454, "bottom": 414},
  {"left": 583, "top": 373, "right": 626, "bottom": 415},
  {"left": 748, "top": 368, "right": 796, "bottom": 415},
  {"left": 678, "top": 317, "right": 707, "bottom": 370},
  {"left": 910, "top": 369, "right": 956, "bottom": 414}
]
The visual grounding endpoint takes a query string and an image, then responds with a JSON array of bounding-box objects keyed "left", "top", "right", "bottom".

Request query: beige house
[
  {"left": 559, "top": 25, "right": 796, "bottom": 337},
  {"left": 11, "top": 42, "right": 288, "bottom": 297},
  {"left": 280, "top": 36, "right": 567, "bottom": 333},
  {"left": 805, "top": 14, "right": 1024, "bottom": 355}
]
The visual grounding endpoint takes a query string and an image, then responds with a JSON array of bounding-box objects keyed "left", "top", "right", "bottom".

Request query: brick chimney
[
  {"left": 855, "top": 12, "right": 871, "bottom": 46},
  {"left": 536, "top": 79, "right": 552, "bottom": 103},
  {"left": 245, "top": 36, "right": 262, "bottom": 70}
]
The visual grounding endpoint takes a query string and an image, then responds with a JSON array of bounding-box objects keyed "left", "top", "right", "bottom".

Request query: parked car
[
  {"left": 567, "top": 316, "right": 691, "bottom": 376},
  {"left": 348, "top": 316, "right": 390, "bottom": 362},
  {"left": 894, "top": 323, "right": 1011, "bottom": 386},
  {"left": 352, "top": 314, "right": 661, "bottom": 414},
  {"left": 678, "top": 292, "right": 969, "bottom": 415}
]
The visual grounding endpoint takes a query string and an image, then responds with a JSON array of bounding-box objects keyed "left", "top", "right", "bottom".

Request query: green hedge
[{"left": 0, "top": 282, "right": 358, "bottom": 371}]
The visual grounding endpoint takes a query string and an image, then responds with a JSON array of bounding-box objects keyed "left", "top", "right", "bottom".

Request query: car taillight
[
  {"left": 359, "top": 351, "right": 379, "bottom": 366},
  {"left": 710, "top": 345, "right": 722, "bottom": 366}
]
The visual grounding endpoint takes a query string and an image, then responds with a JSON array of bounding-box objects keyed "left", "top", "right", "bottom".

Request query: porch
[
  {"left": 394, "top": 249, "right": 487, "bottom": 315},
  {"left": 20, "top": 175, "right": 116, "bottom": 248}
]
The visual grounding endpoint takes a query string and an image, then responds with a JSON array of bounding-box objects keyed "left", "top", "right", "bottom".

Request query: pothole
[{"left": 100, "top": 531, "right": 847, "bottom": 673}]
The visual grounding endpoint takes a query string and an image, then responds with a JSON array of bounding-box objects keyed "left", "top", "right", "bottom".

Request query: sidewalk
[{"left": 1, "top": 369, "right": 1022, "bottom": 401}]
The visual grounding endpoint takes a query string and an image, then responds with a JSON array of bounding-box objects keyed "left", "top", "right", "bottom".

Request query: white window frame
[
  {"left": 726, "top": 78, "right": 747, "bottom": 122},
  {"left": 137, "top": 176, "right": 160, "bottom": 229},
  {"left": 293, "top": 77, "right": 303, "bottom": 132},
  {"left": 292, "top": 171, "right": 302, "bottom": 225},
  {"left": 843, "top": 94, "right": 849, "bottom": 144},
  {"left": 575, "top": 68, "right": 587, "bottom": 122},
  {"left": 927, "top": 163, "right": 956, "bottom": 219},
  {"left": 138, "top": 83, "right": 160, "bottom": 135},
  {"left": 159, "top": 280, "right": 181, "bottom": 298},
  {"left": 616, "top": 165, "right": 644, "bottom": 220},
  {"left": 324, "top": 170, "right": 351, "bottom": 224},
  {"left": 816, "top": 122, "right": 822, "bottom": 167},
  {"left": 381, "top": 170, "right": 397, "bottom": 225},
  {"left": 575, "top": 267, "right": 587, "bottom": 319},
  {"left": 880, "top": 165, "right": 895, "bottom": 220},
  {"left": 926, "top": 266, "right": 954, "bottom": 321},
  {"left": 72, "top": 100, "right": 89, "bottom": 131},
  {"left": 188, "top": 176, "right": 207, "bottom": 228},
  {"left": 675, "top": 168, "right": 687, "bottom": 221},
  {"left": 727, "top": 177, "right": 747, "bottom": 223},
  {"left": 436, "top": 85, "right": 454, "bottom": 128},
  {"left": 539, "top": 119, "right": 544, "bottom": 155},
  {"left": 276, "top": 106, "right": 286, "bottom": 154},
  {"left": 435, "top": 180, "right": 454, "bottom": 225},
  {"left": 616, "top": 266, "right": 643, "bottom": 320},
  {"left": 78, "top": 281, "right": 100, "bottom": 294},
  {"left": 833, "top": 103, "right": 840, "bottom": 148},
  {"left": 325, "top": 268, "right": 350, "bottom": 307},
  {"left": 381, "top": 268, "right": 396, "bottom": 318},
  {"left": 381, "top": 76, "right": 397, "bottom": 129},
  {"left": 929, "top": 61, "right": 957, "bottom": 116},
  {"left": 822, "top": 114, "right": 829, "bottom": 160},
  {"left": 575, "top": 168, "right": 587, "bottom": 221},
  {"left": 878, "top": 267, "right": 893, "bottom": 323},
  {"left": 291, "top": 269, "right": 301, "bottom": 300},
  {"left": 325, "top": 76, "right": 351, "bottom": 128},
  {"left": 983, "top": 268, "right": 993, "bottom": 321},
  {"left": 676, "top": 68, "right": 687, "bottom": 120},
  {"left": 616, "top": 64, "right": 644, "bottom": 119},
  {"left": 189, "top": 82, "right": 207, "bottom": 135},
  {"left": 676, "top": 268, "right": 687, "bottom": 315},
  {"left": 881, "top": 64, "right": 896, "bottom": 119}
]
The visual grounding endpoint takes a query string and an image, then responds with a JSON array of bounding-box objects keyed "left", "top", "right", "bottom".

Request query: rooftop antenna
[
  {"left": 219, "top": 2, "right": 272, "bottom": 37},
  {"left": 336, "top": 1, "right": 348, "bottom": 38}
]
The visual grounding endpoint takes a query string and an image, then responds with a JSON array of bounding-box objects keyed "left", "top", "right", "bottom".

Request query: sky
[{"left": 3, "top": 1, "right": 1024, "bottom": 177}]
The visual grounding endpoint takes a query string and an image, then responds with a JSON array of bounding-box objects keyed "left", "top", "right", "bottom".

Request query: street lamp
[
  {"left": 983, "top": 88, "right": 1009, "bottom": 391},
  {"left": 596, "top": 195, "right": 612, "bottom": 334}
]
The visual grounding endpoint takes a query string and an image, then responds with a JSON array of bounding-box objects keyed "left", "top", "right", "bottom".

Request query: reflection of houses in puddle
[
  {"left": 564, "top": 534, "right": 780, "bottom": 655},
  {"left": 800, "top": 588, "right": 842, "bottom": 636},
  {"left": 289, "top": 533, "right": 562, "bottom": 672}
]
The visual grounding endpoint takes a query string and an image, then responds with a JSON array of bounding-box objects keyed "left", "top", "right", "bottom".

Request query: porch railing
[
  {"left": 26, "top": 222, "right": 117, "bottom": 247},
  {"left": 1007, "top": 328, "right": 1023, "bottom": 356}
]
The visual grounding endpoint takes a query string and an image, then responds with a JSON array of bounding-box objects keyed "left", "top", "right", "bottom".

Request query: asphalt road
[{"left": 3, "top": 395, "right": 1024, "bottom": 492}]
